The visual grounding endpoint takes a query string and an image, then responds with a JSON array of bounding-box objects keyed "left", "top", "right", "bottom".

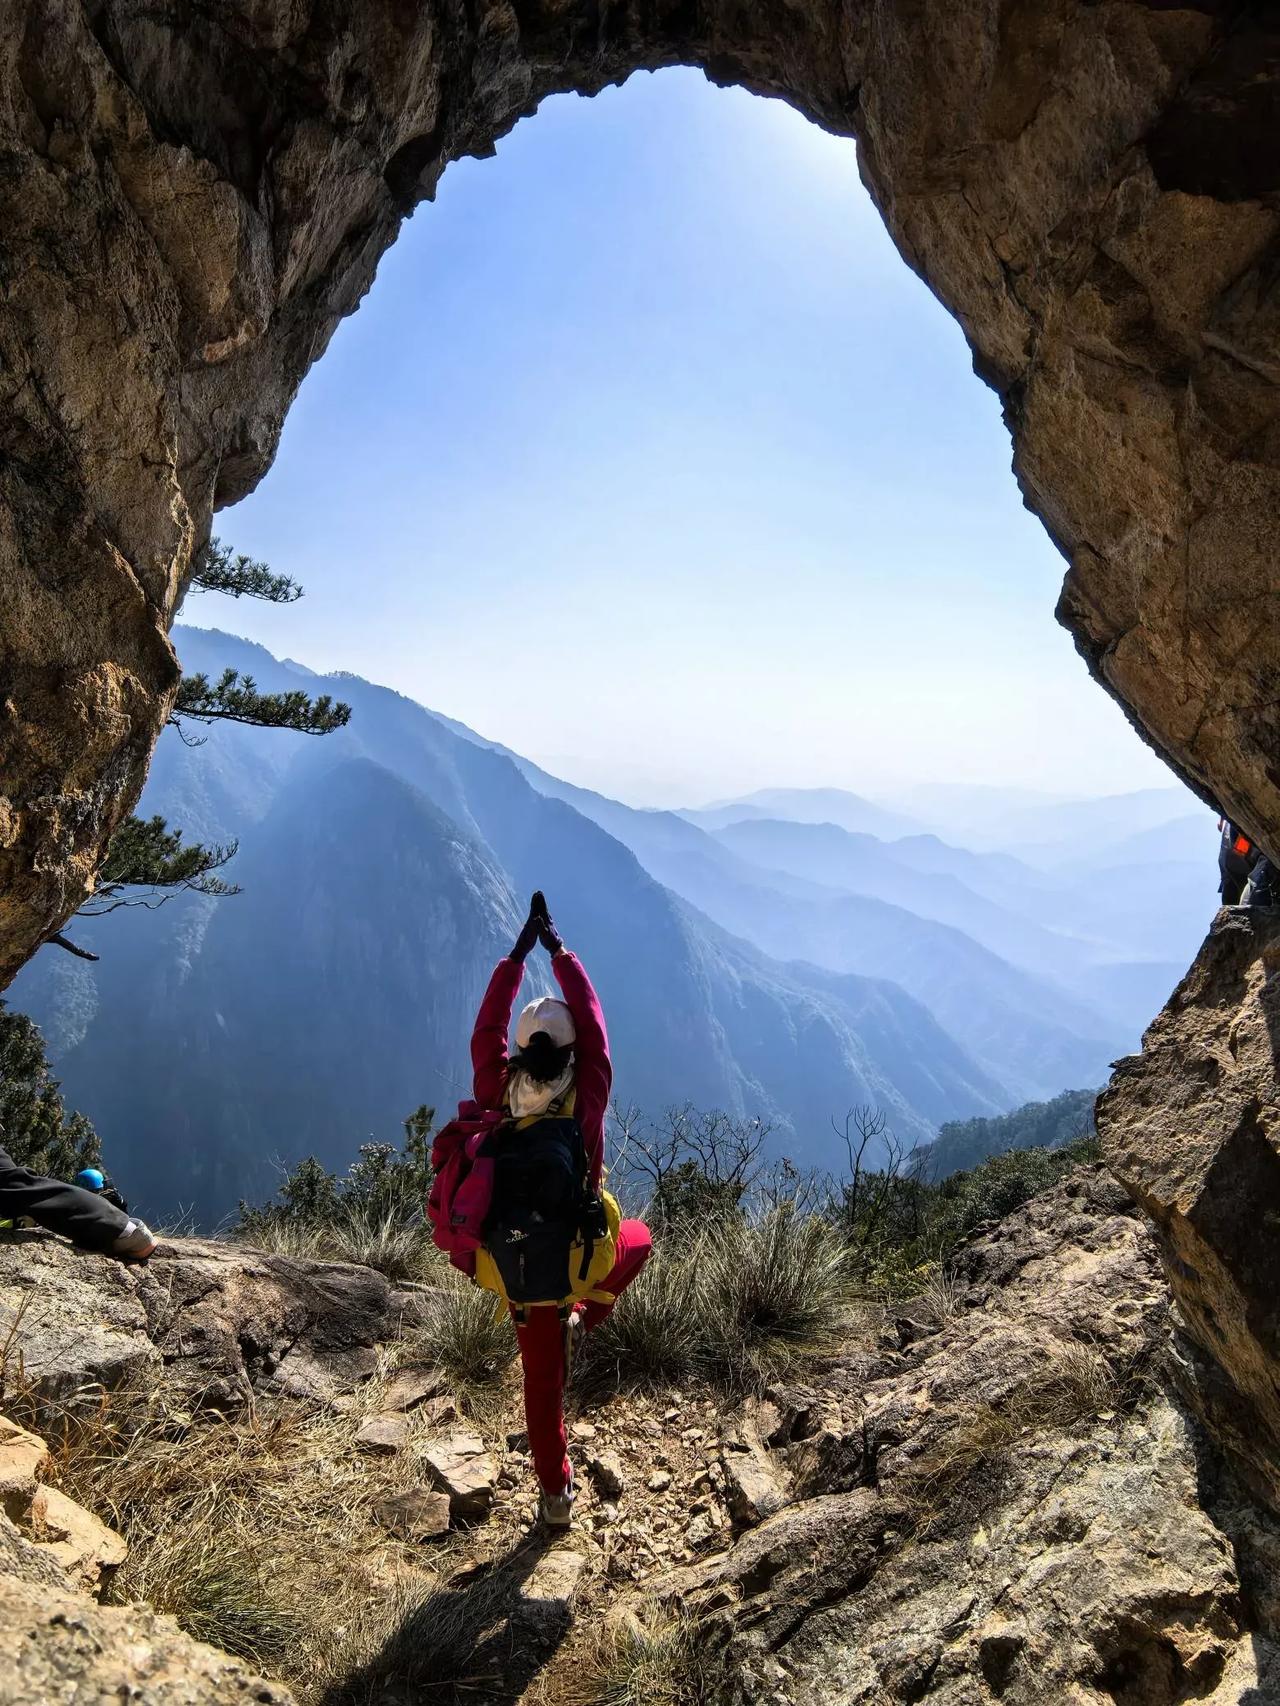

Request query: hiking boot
[
  {"left": 540, "top": 1464, "right": 575, "bottom": 1530},
  {"left": 111, "top": 1219, "right": 158, "bottom": 1263}
]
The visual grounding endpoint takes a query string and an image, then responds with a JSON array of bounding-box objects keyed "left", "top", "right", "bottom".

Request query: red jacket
[{"left": 470, "top": 951, "right": 612, "bottom": 1190}]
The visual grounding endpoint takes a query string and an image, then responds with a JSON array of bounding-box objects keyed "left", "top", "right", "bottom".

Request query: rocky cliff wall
[
  {"left": 1101, "top": 906, "right": 1280, "bottom": 1514},
  {"left": 1, "top": 2, "right": 1278, "bottom": 981}
]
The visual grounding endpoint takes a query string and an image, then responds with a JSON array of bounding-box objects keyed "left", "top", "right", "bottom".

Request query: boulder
[
  {"left": 135, "top": 1240, "right": 394, "bottom": 1406},
  {"left": 354, "top": 1413, "right": 411, "bottom": 1456},
  {"left": 423, "top": 1435, "right": 497, "bottom": 1522},
  {"left": 0, "top": 1236, "right": 159, "bottom": 1405},
  {"left": 374, "top": 1486, "right": 452, "bottom": 1542},
  {"left": 629, "top": 1170, "right": 1280, "bottom": 1702},
  {"left": 0, "top": 1568, "right": 295, "bottom": 1704},
  {"left": 26, "top": 1485, "right": 127, "bottom": 1591},
  {"left": 0, "top": 1232, "right": 398, "bottom": 1414},
  {"left": 1101, "top": 907, "right": 1280, "bottom": 1509}
]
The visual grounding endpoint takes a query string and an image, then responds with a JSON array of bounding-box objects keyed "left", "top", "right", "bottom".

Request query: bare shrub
[{"left": 613, "top": 1104, "right": 770, "bottom": 1229}]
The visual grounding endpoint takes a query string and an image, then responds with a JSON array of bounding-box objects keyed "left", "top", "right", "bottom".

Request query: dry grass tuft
[
  {"left": 404, "top": 1268, "right": 517, "bottom": 1412},
  {"left": 238, "top": 1208, "right": 436, "bottom": 1283},
  {"left": 116, "top": 1516, "right": 301, "bottom": 1666},
  {"left": 44, "top": 1375, "right": 483, "bottom": 1699},
  {"left": 914, "top": 1263, "right": 964, "bottom": 1330},
  {"left": 572, "top": 1608, "right": 723, "bottom": 1706},
  {"left": 580, "top": 1202, "right": 861, "bottom": 1397}
]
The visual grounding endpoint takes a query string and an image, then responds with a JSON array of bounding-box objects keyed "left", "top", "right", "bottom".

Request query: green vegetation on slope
[
  {"left": 917, "top": 1086, "right": 1098, "bottom": 1180},
  {"left": 0, "top": 1003, "right": 101, "bottom": 1176}
]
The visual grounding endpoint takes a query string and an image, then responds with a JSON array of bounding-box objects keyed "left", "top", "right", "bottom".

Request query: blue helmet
[{"left": 75, "top": 1168, "right": 106, "bottom": 1192}]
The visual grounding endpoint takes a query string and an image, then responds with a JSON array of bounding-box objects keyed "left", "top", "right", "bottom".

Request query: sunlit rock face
[
  {"left": 0, "top": 2, "right": 1277, "bottom": 981},
  {"left": 1101, "top": 907, "right": 1280, "bottom": 1513}
]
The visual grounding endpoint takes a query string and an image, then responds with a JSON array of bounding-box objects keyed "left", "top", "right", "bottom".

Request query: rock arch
[{"left": 0, "top": 1, "right": 1277, "bottom": 983}]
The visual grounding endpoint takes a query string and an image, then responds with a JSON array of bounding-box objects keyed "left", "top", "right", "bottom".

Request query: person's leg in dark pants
[{"left": 0, "top": 1145, "right": 131, "bottom": 1251}]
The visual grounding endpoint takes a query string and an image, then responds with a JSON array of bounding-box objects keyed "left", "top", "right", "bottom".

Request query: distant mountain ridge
[{"left": 12, "top": 629, "right": 1023, "bottom": 1223}]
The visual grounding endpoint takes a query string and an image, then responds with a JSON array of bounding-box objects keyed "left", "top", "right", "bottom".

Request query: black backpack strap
[{"left": 572, "top": 1124, "right": 596, "bottom": 1284}]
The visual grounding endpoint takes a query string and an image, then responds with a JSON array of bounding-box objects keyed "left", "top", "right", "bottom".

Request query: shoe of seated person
[
  {"left": 539, "top": 1463, "right": 575, "bottom": 1530},
  {"left": 111, "top": 1219, "right": 158, "bottom": 1262}
]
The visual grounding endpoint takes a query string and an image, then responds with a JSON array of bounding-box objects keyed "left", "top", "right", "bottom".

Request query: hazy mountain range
[{"left": 9, "top": 628, "right": 1215, "bottom": 1224}]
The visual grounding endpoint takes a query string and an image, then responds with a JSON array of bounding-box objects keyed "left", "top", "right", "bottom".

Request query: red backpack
[{"left": 426, "top": 1101, "right": 506, "bottom": 1275}]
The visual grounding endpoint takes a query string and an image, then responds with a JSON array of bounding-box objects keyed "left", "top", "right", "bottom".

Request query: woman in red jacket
[{"left": 470, "top": 892, "right": 651, "bottom": 1526}]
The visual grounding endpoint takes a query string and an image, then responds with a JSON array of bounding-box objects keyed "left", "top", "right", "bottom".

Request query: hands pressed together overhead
[{"left": 509, "top": 891, "right": 564, "bottom": 963}]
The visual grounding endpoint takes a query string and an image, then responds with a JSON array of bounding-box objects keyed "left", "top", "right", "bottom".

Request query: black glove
[
  {"left": 510, "top": 899, "right": 541, "bottom": 963},
  {"left": 533, "top": 892, "right": 563, "bottom": 956}
]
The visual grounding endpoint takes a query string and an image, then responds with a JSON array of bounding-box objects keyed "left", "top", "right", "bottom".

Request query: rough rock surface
[
  {"left": 0, "top": 1410, "right": 126, "bottom": 1594},
  {"left": 374, "top": 1484, "right": 452, "bottom": 1542},
  {"left": 0, "top": 1229, "right": 404, "bottom": 1411},
  {"left": 1101, "top": 905, "right": 1280, "bottom": 1512},
  {"left": 1, "top": 4, "right": 1279, "bottom": 982},
  {"left": 644, "top": 1169, "right": 1280, "bottom": 1704},
  {"left": 0, "top": 1414, "right": 49, "bottom": 1513},
  {"left": 26, "top": 1482, "right": 127, "bottom": 1591},
  {"left": 424, "top": 1433, "right": 499, "bottom": 1522},
  {"left": 0, "top": 1569, "right": 294, "bottom": 1705},
  {"left": 0, "top": 1407, "right": 279, "bottom": 1704}
]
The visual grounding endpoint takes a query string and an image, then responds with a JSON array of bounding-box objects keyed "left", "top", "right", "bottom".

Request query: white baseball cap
[{"left": 515, "top": 996, "right": 575, "bottom": 1050}]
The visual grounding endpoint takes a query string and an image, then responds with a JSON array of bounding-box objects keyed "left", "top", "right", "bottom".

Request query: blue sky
[{"left": 208, "top": 70, "right": 1175, "bottom": 807}]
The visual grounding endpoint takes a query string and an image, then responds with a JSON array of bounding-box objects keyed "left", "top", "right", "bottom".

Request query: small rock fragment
[
  {"left": 374, "top": 1486, "right": 452, "bottom": 1541},
  {"left": 686, "top": 1512, "right": 716, "bottom": 1552},
  {"left": 647, "top": 1470, "right": 672, "bottom": 1493},
  {"left": 421, "top": 1393, "right": 458, "bottom": 1428},
  {"left": 722, "top": 1449, "right": 787, "bottom": 1526},
  {"left": 382, "top": 1365, "right": 450, "bottom": 1412},
  {"left": 424, "top": 1434, "right": 498, "bottom": 1521},
  {"left": 27, "top": 1485, "right": 127, "bottom": 1590},
  {"left": 570, "top": 1420, "right": 597, "bottom": 1442},
  {"left": 354, "top": 1412, "right": 411, "bottom": 1456},
  {"left": 588, "top": 1453, "right": 626, "bottom": 1497}
]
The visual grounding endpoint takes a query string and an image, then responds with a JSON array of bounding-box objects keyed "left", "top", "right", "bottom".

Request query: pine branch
[
  {"left": 190, "top": 538, "right": 303, "bottom": 603},
  {"left": 78, "top": 815, "right": 242, "bottom": 917},
  {"left": 172, "top": 670, "right": 351, "bottom": 736}
]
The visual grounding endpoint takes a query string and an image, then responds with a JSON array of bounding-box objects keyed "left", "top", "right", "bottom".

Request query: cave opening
[{"left": 6, "top": 69, "right": 1218, "bottom": 1221}]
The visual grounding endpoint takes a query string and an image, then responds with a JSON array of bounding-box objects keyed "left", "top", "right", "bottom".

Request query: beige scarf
[{"left": 505, "top": 1064, "right": 574, "bottom": 1121}]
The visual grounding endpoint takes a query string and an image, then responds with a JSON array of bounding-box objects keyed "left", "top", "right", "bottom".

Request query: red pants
[{"left": 514, "top": 1218, "right": 652, "bottom": 1494}]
